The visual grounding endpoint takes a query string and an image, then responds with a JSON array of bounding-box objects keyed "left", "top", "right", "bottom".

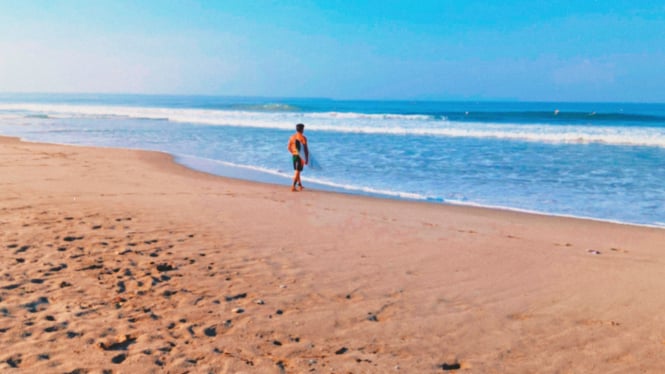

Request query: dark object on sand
[
  {"left": 440, "top": 362, "right": 461, "bottom": 370},
  {"left": 156, "top": 263, "right": 175, "bottom": 272},
  {"left": 335, "top": 347, "right": 348, "bottom": 355}
]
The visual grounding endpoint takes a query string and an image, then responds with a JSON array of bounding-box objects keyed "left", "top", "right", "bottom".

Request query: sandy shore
[{"left": 1, "top": 136, "right": 664, "bottom": 373}]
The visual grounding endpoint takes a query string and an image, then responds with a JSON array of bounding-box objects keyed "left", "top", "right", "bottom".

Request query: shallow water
[{"left": 0, "top": 94, "right": 663, "bottom": 227}]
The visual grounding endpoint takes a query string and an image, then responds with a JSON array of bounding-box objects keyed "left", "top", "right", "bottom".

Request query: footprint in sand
[
  {"left": 98, "top": 335, "right": 136, "bottom": 351},
  {"left": 204, "top": 325, "right": 217, "bottom": 337},
  {"left": 5, "top": 354, "right": 22, "bottom": 368}
]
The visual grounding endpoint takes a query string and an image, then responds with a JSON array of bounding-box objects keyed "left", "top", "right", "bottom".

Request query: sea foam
[
  {"left": 1, "top": 103, "right": 664, "bottom": 148},
  {"left": 2, "top": 96, "right": 665, "bottom": 227}
]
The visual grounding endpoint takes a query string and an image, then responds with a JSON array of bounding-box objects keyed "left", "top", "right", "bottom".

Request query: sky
[{"left": 0, "top": 0, "right": 664, "bottom": 102}]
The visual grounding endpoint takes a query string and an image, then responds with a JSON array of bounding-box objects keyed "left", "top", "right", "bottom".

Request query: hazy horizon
[{"left": 2, "top": 92, "right": 665, "bottom": 105}]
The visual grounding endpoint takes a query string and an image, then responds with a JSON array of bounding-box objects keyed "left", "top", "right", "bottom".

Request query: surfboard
[{"left": 306, "top": 150, "right": 322, "bottom": 170}]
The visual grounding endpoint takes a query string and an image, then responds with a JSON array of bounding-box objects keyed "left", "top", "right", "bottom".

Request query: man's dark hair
[{"left": 296, "top": 123, "right": 305, "bottom": 131}]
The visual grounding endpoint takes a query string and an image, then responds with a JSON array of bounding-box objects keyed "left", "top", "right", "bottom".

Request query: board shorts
[{"left": 292, "top": 155, "right": 304, "bottom": 171}]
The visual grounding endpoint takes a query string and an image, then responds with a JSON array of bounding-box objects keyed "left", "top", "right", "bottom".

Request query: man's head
[{"left": 296, "top": 123, "right": 305, "bottom": 133}]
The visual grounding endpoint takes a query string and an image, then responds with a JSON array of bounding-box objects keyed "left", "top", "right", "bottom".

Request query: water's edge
[{"left": 4, "top": 133, "right": 663, "bottom": 230}]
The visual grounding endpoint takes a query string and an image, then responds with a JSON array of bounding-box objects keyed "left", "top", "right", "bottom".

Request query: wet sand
[{"left": 1, "top": 135, "right": 664, "bottom": 373}]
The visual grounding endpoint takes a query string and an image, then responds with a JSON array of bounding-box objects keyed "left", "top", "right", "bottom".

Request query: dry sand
[{"left": 0, "top": 135, "right": 664, "bottom": 373}]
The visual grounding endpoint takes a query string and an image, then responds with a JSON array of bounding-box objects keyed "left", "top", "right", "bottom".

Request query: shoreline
[
  {"left": 4, "top": 134, "right": 663, "bottom": 230},
  {"left": 2, "top": 135, "right": 665, "bottom": 372}
]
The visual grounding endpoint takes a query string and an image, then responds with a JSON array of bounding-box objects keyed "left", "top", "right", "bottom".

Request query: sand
[{"left": 1, "top": 135, "right": 664, "bottom": 373}]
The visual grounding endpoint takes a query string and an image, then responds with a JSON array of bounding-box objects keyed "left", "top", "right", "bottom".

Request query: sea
[{"left": 0, "top": 93, "right": 664, "bottom": 228}]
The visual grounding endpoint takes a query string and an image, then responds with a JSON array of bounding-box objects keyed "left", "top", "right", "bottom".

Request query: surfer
[{"left": 288, "top": 123, "right": 309, "bottom": 191}]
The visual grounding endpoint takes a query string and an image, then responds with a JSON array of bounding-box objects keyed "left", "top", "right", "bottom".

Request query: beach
[
  {"left": 3, "top": 97, "right": 665, "bottom": 227},
  {"left": 1, "top": 135, "right": 664, "bottom": 373}
]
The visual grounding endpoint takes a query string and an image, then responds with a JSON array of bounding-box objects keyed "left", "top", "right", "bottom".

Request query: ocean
[{"left": 1, "top": 93, "right": 664, "bottom": 227}]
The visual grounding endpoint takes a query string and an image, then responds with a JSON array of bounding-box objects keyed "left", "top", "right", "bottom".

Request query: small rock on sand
[
  {"left": 440, "top": 362, "right": 461, "bottom": 371},
  {"left": 111, "top": 353, "right": 127, "bottom": 364},
  {"left": 335, "top": 347, "right": 348, "bottom": 355}
]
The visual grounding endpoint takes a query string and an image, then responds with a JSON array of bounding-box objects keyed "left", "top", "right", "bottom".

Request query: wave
[
  {"left": 176, "top": 154, "right": 434, "bottom": 200},
  {"left": 170, "top": 154, "right": 665, "bottom": 228},
  {"left": 0, "top": 113, "right": 23, "bottom": 120},
  {"left": 306, "top": 111, "right": 433, "bottom": 120},
  {"left": 0, "top": 103, "right": 434, "bottom": 122},
  {"left": 411, "top": 124, "right": 665, "bottom": 148},
  {"left": 445, "top": 110, "right": 665, "bottom": 124},
  {"left": 2, "top": 103, "right": 665, "bottom": 148},
  {"left": 443, "top": 199, "right": 665, "bottom": 229},
  {"left": 300, "top": 176, "right": 432, "bottom": 200},
  {"left": 229, "top": 103, "right": 301, "bottom": 112}
]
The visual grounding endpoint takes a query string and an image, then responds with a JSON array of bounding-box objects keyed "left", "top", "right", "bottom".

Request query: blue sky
[{"left": 0, "top": 0, "right": 663, "bottom": 101}]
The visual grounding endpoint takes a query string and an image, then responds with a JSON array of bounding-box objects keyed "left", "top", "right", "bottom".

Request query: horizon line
[{"left": 0, "top": 91, "right": 664, "bottom": 106}]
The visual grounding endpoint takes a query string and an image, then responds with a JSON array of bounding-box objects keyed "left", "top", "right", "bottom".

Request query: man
[{"left": 288, "top": 123, "right": 309, "bottom": 191}]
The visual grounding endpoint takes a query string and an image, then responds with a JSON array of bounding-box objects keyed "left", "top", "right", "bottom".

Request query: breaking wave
[{"left": 2, "top": 103, "right": 665, "bottom": 148}]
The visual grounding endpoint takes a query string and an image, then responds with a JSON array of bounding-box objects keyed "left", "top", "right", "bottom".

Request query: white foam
[
  {"left": 177, "top": 154, "right": 431, "bottom": 200},
  {"left": 299, "top": 176, "right": 430, "bottom": 200},
  {"left": 1, "top": 133, "right": 662, "bottom": 229},
  {"left": 2, "top": 103, "right": 665, "bottom": 148},
  {"left": 306, "top": 111, "right": 433, "bottom": 120},
  {"left": 170, "top": 154, "right": 665, "bottom": 229},
  {"left": 0, "top": 113, "right": 23, "bottom": 120},
  {"left": 443, "top": 199, "right": 665, "bottom": 229}
]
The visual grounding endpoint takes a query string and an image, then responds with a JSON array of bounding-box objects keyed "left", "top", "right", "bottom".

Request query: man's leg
[
  {"left": 297, "top": 170, "right": 304, "bottom": 191},
  {"left": 295, "top": 158, "right": 304, "bottom": 190},
  {"left": 292, "top": 170, "right": 300, "bottom": 191},
  {"left": 291, "top": 156, "right": 299, "bottom": 191}
]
